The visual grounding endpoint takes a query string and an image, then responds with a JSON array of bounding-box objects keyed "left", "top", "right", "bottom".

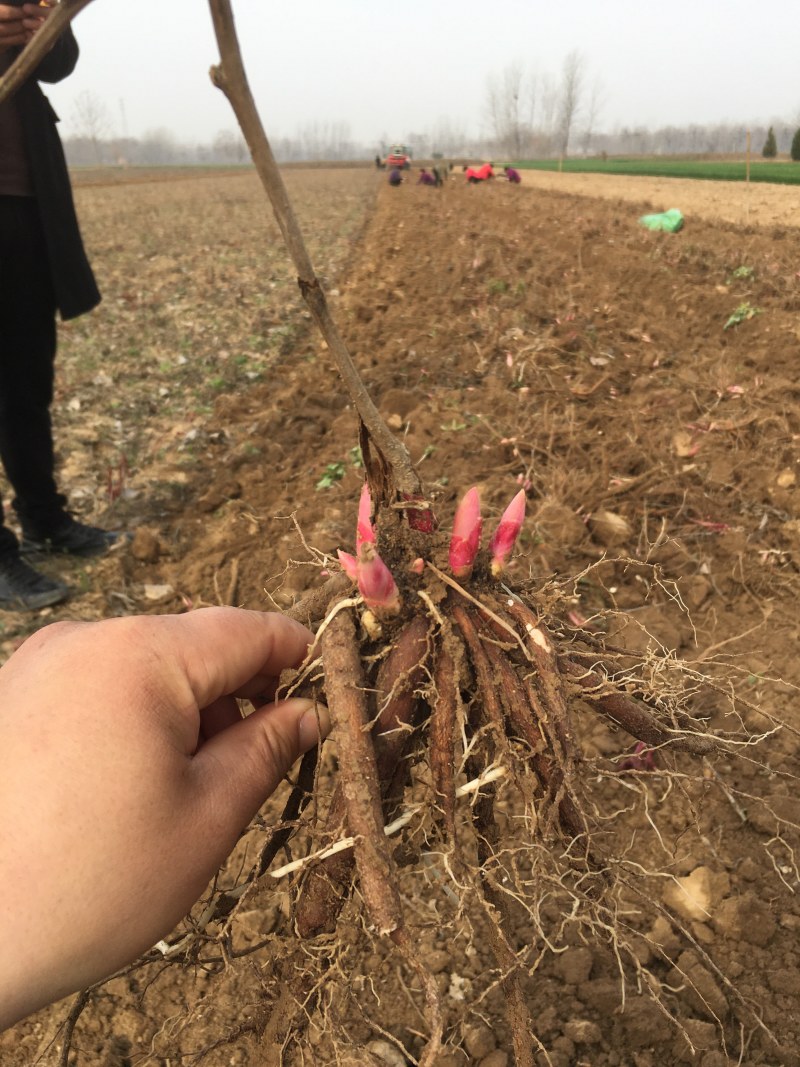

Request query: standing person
[{"left": 0, "top": 3, "right": 119, "bottom": 611}]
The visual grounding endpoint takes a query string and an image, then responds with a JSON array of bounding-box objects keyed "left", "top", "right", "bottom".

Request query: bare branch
[{"left": 205, "top": 0, "right": 423, "bottom": 506}]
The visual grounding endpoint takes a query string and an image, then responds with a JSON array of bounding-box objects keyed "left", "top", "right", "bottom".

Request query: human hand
[
  {"left": 0, "top": 5, "right": 27, "bottom": 49},
  {"left": 0, "top": 607, "right": 328, "bottom": 1030},
  {"left": 0, "top": 2, "right": 51, "bottom": 51},
  {"left": 20, "top": 1, "right": 51, "bottom": 43}
]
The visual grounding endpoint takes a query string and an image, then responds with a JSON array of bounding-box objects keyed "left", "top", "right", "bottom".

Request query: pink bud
[
  {"left": 401, "top": 493, "right": 438, "bottom": 533},
  {"left": 357, "top": 542, "right": 401, "bottom": 615},
  {"left": 489, "top": 489, "right": 526, "bottom": 576},
  {"left": 409, "top": 557, "right": 425, "bottom": 574},
  {"left": 356, "top": 482, "right": 375, "bottom": 551},
  {"left": 619, "top": 741, "right": 656, "bottom": 772},
  {"left": 337, "top": 549, "right": 359, "bottom": 582},
  {"left": 449, "top": 486, "right": 482, "bottom": 579}
]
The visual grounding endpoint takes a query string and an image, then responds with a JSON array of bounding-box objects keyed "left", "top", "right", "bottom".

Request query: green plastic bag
[{"left": 639, "top": 208, "right": 684, "bottom": 233}]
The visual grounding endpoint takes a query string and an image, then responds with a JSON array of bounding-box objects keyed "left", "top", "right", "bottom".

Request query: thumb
[{"left": 193, "top": 698, "right": 330, "bottom": 836}]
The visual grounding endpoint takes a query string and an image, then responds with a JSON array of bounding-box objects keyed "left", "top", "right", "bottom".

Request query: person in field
[
  {"left": 388, "top": 167, "right": 403, "bottom": 186},
  {"left": 465, "top": 162, "right": 495, "bottom": 183},
  {"left": 417, "top": 167, "right": 436, "bottom": 186},
  {"left": 503, "top": 165, "right": 521, "bottom": 184},
  {"left": 0, "top": 2, "right": 120, "bottom": 611}
]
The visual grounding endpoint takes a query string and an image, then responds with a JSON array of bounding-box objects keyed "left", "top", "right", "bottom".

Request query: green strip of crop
[{"left": 513, "top": 158, "right": 800, "bottom": 185}]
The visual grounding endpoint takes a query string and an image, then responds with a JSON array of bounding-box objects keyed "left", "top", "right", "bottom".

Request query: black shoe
[
  {"left": 0, "top": 555, "right": 70, "bottom": 610},
  {"left": 21, "top": 517, "right": 122, "bottom": 559}
]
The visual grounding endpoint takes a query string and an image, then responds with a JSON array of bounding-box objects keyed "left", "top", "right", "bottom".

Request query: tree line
[{"left": 62, "top": 77, "right": 800, "bottom": 168}]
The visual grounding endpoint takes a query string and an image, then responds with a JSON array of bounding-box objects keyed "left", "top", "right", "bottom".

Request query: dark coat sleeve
[
  {"left": 19, "top": 28, "right": 101, "bottom": 321},
  {"left": 31, "top": 26, "right": 79, "bottom": 84}
]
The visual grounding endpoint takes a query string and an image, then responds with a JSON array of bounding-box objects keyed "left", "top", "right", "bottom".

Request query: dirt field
[{"left": 3, "top": 167, "right": 800, "bottom": 1067}]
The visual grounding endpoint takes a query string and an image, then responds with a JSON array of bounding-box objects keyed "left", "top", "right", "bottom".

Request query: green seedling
[
  {"left": 724, "top": 303, "right": 761, "bottom": 330},
  {"left": 316, "top": 462, "right": 346, "bottom": 490},
  {"left": 728, "top": 265, "right": 754, "bottom": 282}
]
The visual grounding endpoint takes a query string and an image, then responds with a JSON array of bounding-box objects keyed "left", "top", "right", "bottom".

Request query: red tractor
[{"left": 384, "top": 144, "right": 412, "bottom": 170}]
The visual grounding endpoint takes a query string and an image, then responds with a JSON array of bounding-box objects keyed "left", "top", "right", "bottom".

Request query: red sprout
[
  {"left": 357, "top": 542, "right": 401, "bottom": 615},
  {"left": 337, "top": 549, "right": 359, "bottom": 582},
  {"left": 449, "top": 486, "right": 482, "bottom": 579},
  {"left": 489, "top": 489, "right": 526, "bottom": 576},
  {"left": 356, "top": 482, "right": 376, "bottom": 551}
]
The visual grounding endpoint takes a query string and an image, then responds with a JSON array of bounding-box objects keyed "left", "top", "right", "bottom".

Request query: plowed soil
[{"left": 3, "top": 167, "right": 800, "bottom": 1067}]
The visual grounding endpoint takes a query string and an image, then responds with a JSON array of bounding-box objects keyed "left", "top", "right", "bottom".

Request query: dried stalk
[
  {"left": 0, "top": 0, "right": 425, "bottom": 511},
  {"left": 206, "top": 0, "right": 423, "bottom": 507}
]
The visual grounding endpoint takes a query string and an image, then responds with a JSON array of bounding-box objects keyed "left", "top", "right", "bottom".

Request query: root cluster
[{"left": 260, "top": 515, "right": 725, "bottom": 1065}]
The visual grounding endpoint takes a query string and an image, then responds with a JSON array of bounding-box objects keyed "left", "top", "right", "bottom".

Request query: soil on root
[{"left": 4, "top": 171, "right": 800, "bottom": 1067}]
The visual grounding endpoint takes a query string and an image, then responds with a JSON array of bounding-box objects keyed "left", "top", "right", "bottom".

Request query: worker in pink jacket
[{"left": 465, "top": 162, "right": 495, "bottom": 183}]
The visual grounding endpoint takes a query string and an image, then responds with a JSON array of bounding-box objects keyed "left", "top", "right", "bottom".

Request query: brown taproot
[
  {"left": 295, "top": 617, "right": 429, "bottom": 937},
  {"left": 467, "top": 754, "right": 538, "bottom": 1067},
  {"left": 450, "top": 602, "right": 506, "bottom": 736},
  {"left": 319, "top": 609, "right": 402, "bottom": 937},
  {"left": 561, "top": 658, "right": 717, "bottom": 754},
  {"left": 430, "top": 642, "right": 459, "bottom": 841},
  {"left": 506, "top": 602, "right": 577, "bottom": 773}
]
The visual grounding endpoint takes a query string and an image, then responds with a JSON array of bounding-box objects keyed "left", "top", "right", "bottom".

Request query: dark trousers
[{"left": 0, "top": 195, "right": 67, "bottom": 558}]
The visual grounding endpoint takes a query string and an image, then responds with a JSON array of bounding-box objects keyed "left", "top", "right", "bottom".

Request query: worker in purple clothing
[
  {"left": 417, "top": 168, "right": 436, "bottom": 186},
  {"left": 503, "top": 166, "right": 521, "bottom": 184},
  {"left": 388, "top": 167, "right": 403, "bottom": 186}
]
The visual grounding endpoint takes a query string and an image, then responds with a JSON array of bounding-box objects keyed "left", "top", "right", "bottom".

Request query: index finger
[{"left": 156, "top": 607, "right": 314, "bottom": 708}]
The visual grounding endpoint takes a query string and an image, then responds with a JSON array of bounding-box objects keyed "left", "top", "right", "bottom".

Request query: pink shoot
[
  {"left": 356, "top": 482, "right": 375, "bottom": 551},
  {"left": 489, "top": 489, "right": 526, "bottom": 576},
  {"left": 337, "top": 549, "right": 359, "bottom": 582},
  {"left": 449, "top": 486, "right": 482, "bottom": 578},
  {"left": 409, "top": 557, "right": 425, "bottom": 574},
  {"left": 356, "top": 542, "right": 401, "bottom": 615},
  {"left": 401, "top": 493, "right": 438, "bottom": 533},
  {"left": 619, "top": 741, "right": 656, "bottom": 772}
]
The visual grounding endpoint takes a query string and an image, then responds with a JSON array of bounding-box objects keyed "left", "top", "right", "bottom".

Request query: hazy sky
[{"left": 47, "top": 0, "right": 799, "bottom": 147}]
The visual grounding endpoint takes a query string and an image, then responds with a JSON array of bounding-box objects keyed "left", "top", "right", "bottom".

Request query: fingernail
[{"left": 297, "top": 701, "right": 331, "bottom": 751}]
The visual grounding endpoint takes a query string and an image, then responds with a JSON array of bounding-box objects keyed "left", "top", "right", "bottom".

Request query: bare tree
[
  {"left": 535, "top": 72, "right": 560, "bottom": 156},
  {"left": 430, "top": 117, "right": 468, "bottom": 157},
  {"left": 579, "top": 77, "right": 604, "bottom": 156},
  {"left": 556, "top": 50, "right": 585, "bottom": 158},
  {"left": 71, "top": 89, "right": 111, "bottom": 164},
  {"left": 213, "top": 128, "right": 248, "bottom": 163},
  {"left": 139, "top": 127, "right": 178, "bottom": 164},
  {"left": 486, "top": 62, "right": 527, "bottom": 158}
]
